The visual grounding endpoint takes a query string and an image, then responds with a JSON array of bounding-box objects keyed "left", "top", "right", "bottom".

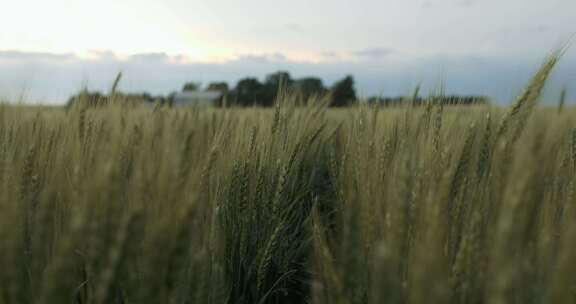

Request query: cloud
[
  {"left": 85, "top": 50, "right": 118, "bottom": 61},
  {"left": 422, "top": 1, "right": 434, "bottom": 8},
  {"left": 0, "top": 49, "right": 574, "bottom": 104},
  {"left": 0, "top": 50, "right": 76, "bottom": 63},
  {"left": 285, "top": 23, "right": 305, "bottom": 33},
  {"left": 422, "top": 0, "right": 474, "bottom": 9},
  {"left": 319, "top": 48, "right": 394, "bottom": 61},
  {"left": 319, "top": 51, "right": 342, "bottom": 59},
  {"left": 352, "top": 48, "right": 394, "bottom": 59},
  {"left": 455, "top": 0, "right": 475, "bottom": 7},
  {"left": 526, "top": 25, "right": 551, "bottom": 33},
  {"left": 422, "top": 0, "right": 475, "bottom": 9},
  {"left": 129, "top": 52, "right": 170, "bottom": 63},
  {"left": 232, "top": 53, "right": 289, "bottom": 64}
]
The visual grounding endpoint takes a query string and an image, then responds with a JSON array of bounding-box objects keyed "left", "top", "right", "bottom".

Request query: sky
[{"left": 0, "top": 0, "right": 575, "bottom": 104}]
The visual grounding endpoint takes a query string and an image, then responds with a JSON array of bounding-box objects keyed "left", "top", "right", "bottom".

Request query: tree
[
  {"left": 206, "top": 82, "right": 229, "bottom": 94},
  {"left": 206, "top": 82, "right": 230, "bottom": 107},
  {"left": 182, "top": 82, "right": 201, "bottom": 92},
  {"left": 262, "top": 71, "right": 293, "bottom": 106},
  {"left": 331, "top": 75, "right": 357, "bottom": 107},
  {"left": 294, "top": 77, "right": 326, "bottom": 101},
  {"left": 265, "top": 71, "right": 293, "bottom": 88},
  {"left": 234, "top": 78, "right": 264, "bottom": 106}
]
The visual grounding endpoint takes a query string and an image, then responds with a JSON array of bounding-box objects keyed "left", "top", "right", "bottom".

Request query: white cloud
[
  {"left": 1, "top": 0, "right": 574, "bottom": 60},
  {"left": 352, "top": 48, "right": 395, "bottom": 60},
  {"left": 0, "top": 49, "right": 574, "bottom": 104},
  {"left": 0, "top": 50, "right": 75, "bottom": 63},
  {"left": 0, "top": 0, "right": 574, "bottom": 103}
]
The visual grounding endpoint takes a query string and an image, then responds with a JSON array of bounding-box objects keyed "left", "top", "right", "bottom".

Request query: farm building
[{"left": 172, "top": 91, "right": 223, "bottom": 107}]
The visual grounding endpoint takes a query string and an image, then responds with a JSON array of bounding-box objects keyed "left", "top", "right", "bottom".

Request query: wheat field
[{"left": 0, "top": 52, "right": 575, "bottom": 304}]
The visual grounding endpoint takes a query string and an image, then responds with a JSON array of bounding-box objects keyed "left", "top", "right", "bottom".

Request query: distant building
[{"left": 172, "top": 91, "right": 223, "bottom": 107}]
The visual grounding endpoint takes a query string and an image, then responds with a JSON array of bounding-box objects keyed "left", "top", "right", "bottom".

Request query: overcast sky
[{"left": 0, "top": 0, "right": 575, "bottom": 103}]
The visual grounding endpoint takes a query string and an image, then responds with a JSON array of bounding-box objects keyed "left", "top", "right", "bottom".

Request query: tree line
[
  {"left": 179, "top": 71, "right": 357, "bottom": 107},
  {"left": 367, "top": 95, "right": 489, "bottom": 107},
  {"left": 67, "top": 71, "right": 489, "bottom": 107}
]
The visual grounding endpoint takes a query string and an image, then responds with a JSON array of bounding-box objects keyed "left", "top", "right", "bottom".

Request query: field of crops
[{"left": 0, "top": 53, "right": 575, "bottom": 304}]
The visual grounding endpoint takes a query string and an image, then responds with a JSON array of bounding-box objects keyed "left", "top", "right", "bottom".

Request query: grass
[{"left": 0, "top": 52, "right": 575, "bottom": 304}]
